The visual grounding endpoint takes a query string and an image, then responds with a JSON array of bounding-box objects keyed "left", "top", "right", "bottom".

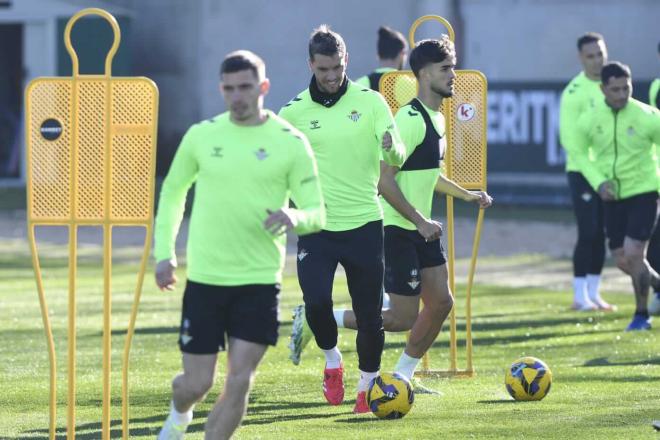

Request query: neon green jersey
[
  {"left": 383, "top": 100, "right": 445, "bottom": 230},
  {"left": 574, "top": 98, "right": 660, "bottom": 200},
  {"left": 154, "top": 111, "right": 325, "bottom": 286},
  {"left": 650, "top": 79, "right": 660, "bottom": 109},
  {"left": 559, "top": 72, "right": 603, "bottom": 172},
  {"left": 279, "top": 80, "right": 405, "bottom": 231},
  {"left": 354, "top": 67, "right": 396, "bottom": 90}
]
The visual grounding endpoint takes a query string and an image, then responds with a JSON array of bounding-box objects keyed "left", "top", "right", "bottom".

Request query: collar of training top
[{"left": 309, "top": 75, "right": 349, "bottom": 108}]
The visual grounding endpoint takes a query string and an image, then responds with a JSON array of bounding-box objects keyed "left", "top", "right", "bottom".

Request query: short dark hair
[
  {"left": 601, "top": 61, "right": 631, "bottom": 85},
  {"left": 308, "top": 24, "right": 346, "bottom": 60},
  {"left": 220, "top": 50, "right": 265, "bottom": 80},
  {"left": 577, "top": 32, "right": 604, "bottom": 51},
  {"left": 377, "top": 26, "right": 407, "bottom": 59},
  {"left": 409, "top": 36, "right": 455, "bottom": 78}
]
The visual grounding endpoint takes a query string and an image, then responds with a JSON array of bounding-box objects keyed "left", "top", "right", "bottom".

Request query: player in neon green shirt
[
  {"left": 559, "top": 32, "right": 612, "bottom": 312},
  {"left": 280, "top": 25, "right": 405, "bottom": 414},
  {"left": 333, "top": 37, "right": 492, "bottom": 392},
  {"left": 572, "top": 61, "right": 660, "bottom": 331},
  {"left": 154, "top": 50, "right": 324, "bottom": 439},
  {"left": 648, "top": 41, "right": 660, "bottom": 316},
  {"left": 354, "top": 26, "right": 408, "bottom": 92}
]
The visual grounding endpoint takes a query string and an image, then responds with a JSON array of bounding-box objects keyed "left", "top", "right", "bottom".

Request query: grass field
[{"left": 0, "top": 242, "right": 659, "bottom": 439}]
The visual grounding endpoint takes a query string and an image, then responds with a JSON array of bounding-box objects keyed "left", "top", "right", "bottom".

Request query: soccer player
[
  {"left": 334, "top": 37, "right": 492, "bottom": 391},
  {"left": 279, "top": 25, "right": 406, "bottom": 414},
  {"left": 648, "top": 41, "right": 660, "bottom": 316},
  {"left": 572, "top": 61, "right": 660, "bottom": 331},
  {"left": 355, "top": 26, "right": 408, "bottom": 92},
  {"left": 559, "top": 32, "right": 614, "bottom": 311},
  {"left": 154, "top": 50, "right": 324, "bottom": 439}
]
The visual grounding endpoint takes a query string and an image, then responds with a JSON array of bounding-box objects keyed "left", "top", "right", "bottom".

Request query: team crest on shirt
[
  {"left": 310, "top": 120, "right": 321, "bottom": 130},
  {"left": 408, "top": 269, "right": 420, "bottom": 290},
  {"left": 347, "top": 110, "right": 362, "bottom": 122},
  {"left": 255, "top": 148, "right": 269, "bottom": 160},
  {"left": 297, "top": 249, "right": 309, "bottom": 261},
  {"left": 211, "top": 146, "right": 223, "bottom": 157},
  {"left": 595, "top": 125, "right": 603, "bottom": 135},
  {"left": 627, "top": 126, "right": 635, "bottom": 136}
]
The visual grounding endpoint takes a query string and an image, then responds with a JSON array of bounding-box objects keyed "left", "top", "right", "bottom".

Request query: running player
[
  {"left": 559, "top": 32, "right": 614, "bottom": 311},
  {"left": 355, "top": 26, "right": 408, "bottom": 92},
  {"left": 572, "top": 61, "right": 660, "bottom": 331},
  {"left": 280, "top": 25, "right": 406, "bottom": 414},
  {"left": 335, "top": 37, "right": 492, "bottom": 391},
  {"left": 647, "top": 41, "right": 660, "bottom": 316},
  {"left": 154, "top": 50, "right": 324, "bottom": 439}
]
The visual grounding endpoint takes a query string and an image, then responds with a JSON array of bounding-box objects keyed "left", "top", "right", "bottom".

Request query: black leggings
[
  {"left": 296, "top": 220, "right": 384, "bottom": 372},
  {"left": 568, "top": 172, "right": 606, "bottom": 277}
]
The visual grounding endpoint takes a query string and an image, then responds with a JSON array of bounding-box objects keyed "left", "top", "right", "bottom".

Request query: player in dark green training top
[
  {"left": 280, "top": 25, "right": 406, "bottom": 414},
  {"left": 572, "top": 62, "right": 660, "bottom": 331},
  {"left": 334, "top": 37, "right": 492, "bottom": 393},
  {"left": 154, "top": 50, "right": 324, "bottom": 439},
  {"left": 559, "top": 33, "right": 612, "bottom": 311},
  {"left": 355, "top": 26, "right": 408, "bottom": 92}
]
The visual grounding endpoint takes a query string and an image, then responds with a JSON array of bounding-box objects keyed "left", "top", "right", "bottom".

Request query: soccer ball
[
  {"left": 367, "top": 372, "right": 415, "bottom": 419},
  {"left": 505, "top": 356, "right": 552, "bottom": 401}
]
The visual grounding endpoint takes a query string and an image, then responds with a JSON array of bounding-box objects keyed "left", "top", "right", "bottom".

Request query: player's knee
[
  {"left": 305, "top": 300, "right": 332, "bottom": 316},
  {"left": 383, "top": 311, "right": 414, "bottom": 331},
  {"left": 225, "top": 370, "right": 254, "bottom": 398},
  {"left": 179, "top": 374, "right": 214, "bottom": 400},
  {"left": 615, "top": 254, "right": 630, "bottom": 273}
]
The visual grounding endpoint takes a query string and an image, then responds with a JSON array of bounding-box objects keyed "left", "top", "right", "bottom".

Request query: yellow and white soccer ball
[
  {"left": 505, "top": 356, "right": 552, "bottom": 401},
  {"left": 367, "top": 372, "right": 415, "bottom": 419}
]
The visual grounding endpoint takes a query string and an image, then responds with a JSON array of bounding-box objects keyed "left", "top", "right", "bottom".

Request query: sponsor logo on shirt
[
  {"left": 211, "top": 146, "right": 223, "bottom": 157},
  {"left": 255, "top": 148, "right": 268, "bottom": 160},
  {"left": 348, "top": 110, "right": 362, "bottom": 122},
  {"left": 297, "top": 249, "right": 308, "bottom": 261},
  {"left": 310, "top": 120, "right": 321, "bottom": 130}
]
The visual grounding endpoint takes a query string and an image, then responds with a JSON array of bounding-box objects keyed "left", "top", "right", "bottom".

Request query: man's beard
[{"left": 431, "top": 84, "right": 453, "bottom": 98}]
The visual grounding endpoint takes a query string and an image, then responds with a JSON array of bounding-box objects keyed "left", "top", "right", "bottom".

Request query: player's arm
[
  {"left": 570, "top": 113, "right": 612, "bottom": 198},
  {"left": 374, "top": 93, "right": 406, "bottom": 166},
  {"left": 265, "top": 134, "right": 325, "bottom": 236},
  {"left": 379, "top": 161, "right": 442, "bottom": 241},
  {"left": 153, "top": 127, "right": 199, "bottom": 290},
  {"left": 558, "top": 84, "right": 581, "bottom": 152},
  {"left": 434, "top": 174, "right": 493, "bottom": 209}
]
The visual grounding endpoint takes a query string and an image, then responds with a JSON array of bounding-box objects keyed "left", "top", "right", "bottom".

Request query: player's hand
[
  {"left": 598, "top": 181, "right": 616, "bottom": 201},
  {"left": 264, "top": 208, "right": 296, "bottom": 235},
  {"left": 155, "top": 259, "right": 177, "bottom": 291},
  {"left": 469, "top": 191, "right": 493, "bottom": 209},
  {"left": 381, "top": 131, "right": 393, "bottom": 152},
  {"left": 416, "top": 218, "right": 443, "bottom": 241}
]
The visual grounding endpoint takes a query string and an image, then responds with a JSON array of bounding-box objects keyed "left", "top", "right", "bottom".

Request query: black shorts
[
  {"left": 604, "top": 191, "right": 659, "bottom": 250},
  {"left": 178, "top": 280, "right": 280, "bottom": 354},
  {"left": 384, "top": 225, "right": 447, "bottom": 296}
]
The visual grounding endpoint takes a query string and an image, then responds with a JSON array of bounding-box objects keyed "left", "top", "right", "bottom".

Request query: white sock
[
  {"left": 322, "top": 347, "right": 342, "bottom": 369},
  {"left": 358, "top": 370, "right": 379, "bottom": 392},
  {"left": 333, "top": 309, "right": 346, "bottom": 328},
  {"left": 586, "top": 274, "right": 602, "bottom": 302},
  {"left": 170, "top": 400, "right": 193, "bottom": 426},
  {"left": 572, "top": 277, "right": 590, "bottom": 304},
  {"left": 394, "top": 352, "right": 421, "bottom": 380}
]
